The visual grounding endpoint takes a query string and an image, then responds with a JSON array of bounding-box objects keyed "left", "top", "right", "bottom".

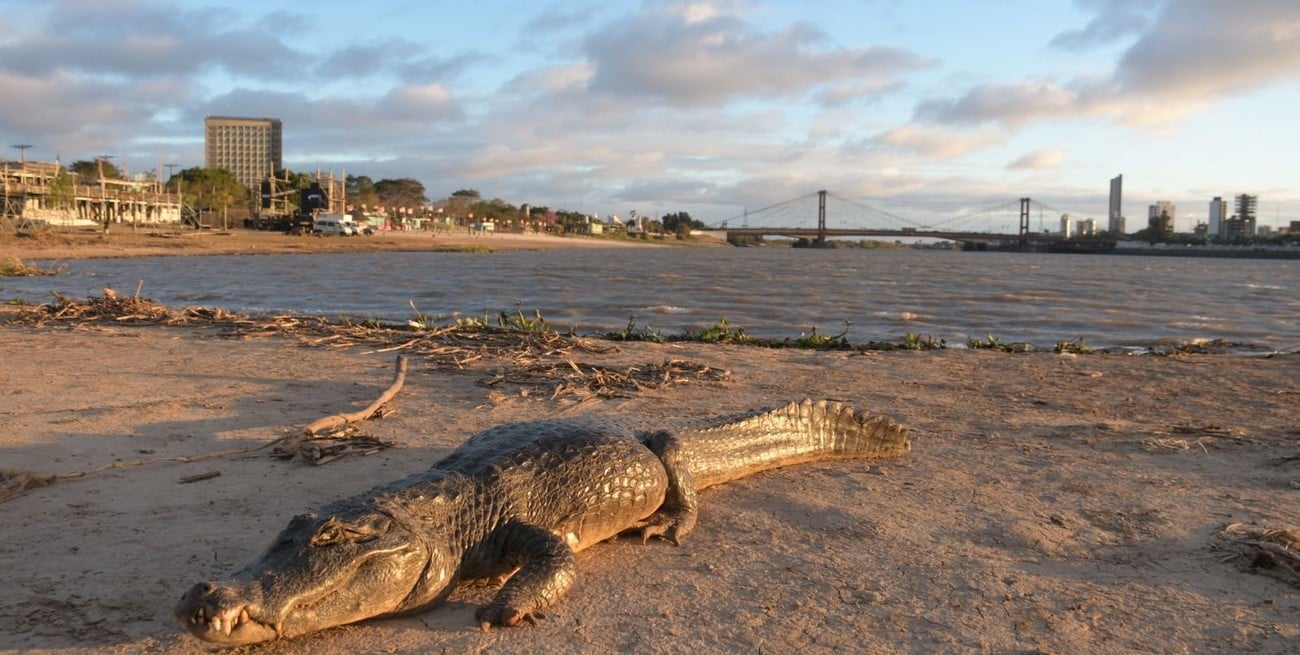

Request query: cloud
[
  {"left": 582, "top": 1, "right": 931, "bottom": 107},
  {"left": 920, "top": 0, "right": 1300, "bottom": 127},
  {"left": 0, "top": 2, "right": 308, "bottom": 80},
  {"left": 868, "top": 124, "right": 1004, "bottom": 159},
  {"left": 1049, "top": 0, "right": 1158, "bottom": 51},
  {"left": 379, "top": 84, "right": 463, "bottom": 123},
  {"left": 1007, "top": 147, "right": 1066, "bottom": 171},
  {"left": 0, "top": 70, "right": 186, "bottom": 154},
  {"left": 1113, "top": 0, "right": 1300, "bottom": 99},
  {"left": 815, "top": 78, "right": 906, "bottom": 107},
  {"left": 914, "top": 80, "right": 1085, "bottom": 127}
]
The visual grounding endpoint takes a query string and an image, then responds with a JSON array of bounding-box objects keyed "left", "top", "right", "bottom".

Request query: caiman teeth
[{"left": 202, "top": 606, "right": 252, "bottom": 635}]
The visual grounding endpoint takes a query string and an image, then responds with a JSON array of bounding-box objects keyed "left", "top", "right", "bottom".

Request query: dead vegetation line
[{"left": 10, "top": 290, "right": 731, "bottom": 399}]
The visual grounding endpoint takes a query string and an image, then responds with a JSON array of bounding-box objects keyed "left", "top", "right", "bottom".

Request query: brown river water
[{"left": 4, "top": 248, "right": 1296, "bottom": 352}]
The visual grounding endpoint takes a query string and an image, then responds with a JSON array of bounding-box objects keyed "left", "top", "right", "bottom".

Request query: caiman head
[{"left": 175, "top": 502, "right": 455, "bottom": 646}]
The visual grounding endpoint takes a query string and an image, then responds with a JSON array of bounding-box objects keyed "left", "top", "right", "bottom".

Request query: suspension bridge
[{"left": 704, "top": 190, "right": 1116, "bottom": 250}]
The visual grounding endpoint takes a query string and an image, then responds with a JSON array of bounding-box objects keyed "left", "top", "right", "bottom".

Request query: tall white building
[
  {"left": 1108, "top": 175, "right": 1124, "bottom": 233},
  {"left": 1059, "top": 214, "right": 1074, "bottom": 237},
  {"left": 1208, "top": 196, "right": 1228, "bottom": 237}
]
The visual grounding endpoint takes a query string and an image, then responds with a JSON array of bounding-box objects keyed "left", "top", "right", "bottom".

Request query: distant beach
[{"left": 0, "top": 227, "right": 712, "bottom": 262}]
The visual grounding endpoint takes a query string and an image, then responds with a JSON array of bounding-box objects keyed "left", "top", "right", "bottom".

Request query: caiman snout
[{"left": 175, "top": 581, "right": 280, "bottom": 645}]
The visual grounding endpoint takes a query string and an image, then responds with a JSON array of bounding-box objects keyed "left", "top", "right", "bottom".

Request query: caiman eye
[
  {"left": 310, "top": 518, "right": 346, "bottom": 547},
  {"left": 309, "top": 515, "right": 390, "bottom": 547}
]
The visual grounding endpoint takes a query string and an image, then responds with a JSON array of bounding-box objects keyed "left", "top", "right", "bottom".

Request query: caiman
[{"left": 175, "top": 399, "right": 910, "bottom": 645}]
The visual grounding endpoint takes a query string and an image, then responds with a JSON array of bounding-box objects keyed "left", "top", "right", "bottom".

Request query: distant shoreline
[
  {"left": 1105, "top": 246, "right": 1300, "bottom": 260},
  {"left": 4, "top": 228, "right": 1295, "bottom": 262},
  {"left": 0, "top": 228, "right": 721, "bottom": 262}
]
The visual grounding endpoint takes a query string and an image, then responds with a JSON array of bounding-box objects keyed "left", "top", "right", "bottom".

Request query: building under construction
[
  {"left": 250, "top": 171, "right": 347, "bottom": 233},
  {"left": 1, "top": 159, "right": 183, "bottom": 229}
]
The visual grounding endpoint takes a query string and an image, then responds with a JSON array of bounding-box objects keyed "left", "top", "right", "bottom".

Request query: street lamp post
[
  {"left": 97, "top": 155, "right": 115, "bottom": 234},
  {"left": 10, "top": 144, "right": 32, "bottom": 164},
  {"left": 7, "top": 146, "right": 32, "bottom": 212},
  {"left": 164, "top": 163, "right": 187, "bottom": 227}
]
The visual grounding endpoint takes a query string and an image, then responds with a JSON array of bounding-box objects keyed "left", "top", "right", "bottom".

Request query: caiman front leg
[
  {"left": 634, "top": 429, "right": 699, "bottom": 545},
  {"left": 476, "top": 521, "right": 577, "bottom": 628}
]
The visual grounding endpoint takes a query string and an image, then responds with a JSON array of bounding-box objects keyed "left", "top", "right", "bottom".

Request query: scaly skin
[{"left": 175, "top": 399, "right": 909, "bottom": 645}]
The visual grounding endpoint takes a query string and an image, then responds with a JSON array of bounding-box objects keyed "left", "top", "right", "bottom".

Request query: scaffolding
[{"left": 1, "top": 159, "right": 184, "bottom": 230}]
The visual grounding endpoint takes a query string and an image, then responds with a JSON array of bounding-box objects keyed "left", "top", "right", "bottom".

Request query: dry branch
[
  {"left": 302, "top": 355, "right": 408, "bottom": 436},
  {"left": 1220, "top": 522, "right": 1300, "bottom": 587}
]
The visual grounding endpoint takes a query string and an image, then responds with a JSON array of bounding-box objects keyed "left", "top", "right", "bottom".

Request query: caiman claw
[{"left": 476, "top": 604, "right": 543, "bottom": 630}]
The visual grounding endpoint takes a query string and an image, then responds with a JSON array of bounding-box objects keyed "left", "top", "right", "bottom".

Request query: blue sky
[{"left": 1, "top": 0, "right": 1297, "bottom": 231}]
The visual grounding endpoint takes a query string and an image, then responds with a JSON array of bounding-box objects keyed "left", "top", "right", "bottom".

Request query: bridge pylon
[
  {"left": 817, "top": 189, "right": 827, "bottom": 244},
  {"left": 1019, "top": 197, "right": 1030, "bottom": 245}
]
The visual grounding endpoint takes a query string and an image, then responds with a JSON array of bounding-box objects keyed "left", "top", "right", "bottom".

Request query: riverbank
[
  {"left": 1, "top": 312, "right": 1296, "bottom": 654},
  {"left": 0, "top": 228, "right": 720, "bottom": 262}
]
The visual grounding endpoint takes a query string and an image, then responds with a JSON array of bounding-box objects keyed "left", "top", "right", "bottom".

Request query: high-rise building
[
  {"left": 1148, "top": 200, "right": 1176, "bottom": 235},
  {"left": 1108, "top": 174, "right": 1124, "bottom": 233},
  {"left": 204, "top": 116, "right": 282, "bottom": 190},
  {"left": 1224, "top": 194, "right": 1258, "bottom": 240},
  {"left": 1208, "top": 196, "right": 1227, "bottom": 237},
  {"left": 1235, "top": 194, "right": 1257, "bottom": 223}
]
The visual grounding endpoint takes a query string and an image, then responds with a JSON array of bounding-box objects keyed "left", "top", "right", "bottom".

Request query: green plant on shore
[
  {"left": 967, "top": 333, "right": 1004, "bottom": 350},
  {"left": 901, "top": 331, "right": 944, "bottom": 350},
  {"left": 7, "top": 297, "right": 36, "bottom": 306},
  {"left": 606, "top": 316, "right": 665, "bottom": 342},
  {"left": 1, "top": 256, "right": 63, "bottom": 277},
  {"left": 1170, "top": 339, "right": 1235, "bottom": 354},
  {"left": 685, "top": 318, "right": 752, "bottom": 344},
  {"left": 1054, "top": 337, "right": 1092, "bottom": 354},
  {"left": 407, "top": 300, "right": 435, "bottom": 330},
  {"left": 498, "top": 304, "right": 551, "bottom": 332},
  {"left": 792, "top": 322, "right": 850, "bottom": 349},
  {"left": 453, "top": 312, "right": 491, "bottom": 330}
]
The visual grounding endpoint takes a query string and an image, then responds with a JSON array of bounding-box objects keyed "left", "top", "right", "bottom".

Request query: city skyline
[{"left": 1, "top": 1, "right": 1297, "bottom": 229}]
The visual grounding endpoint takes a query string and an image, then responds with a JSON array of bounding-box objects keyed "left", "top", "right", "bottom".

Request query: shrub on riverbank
[{"left": 0, "top": 256, "right": 62, "bottom": 277}]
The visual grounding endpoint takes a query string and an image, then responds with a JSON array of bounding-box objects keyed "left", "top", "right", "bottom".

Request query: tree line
[{"left": 64, "top": 159, "right": 706, "bottom": 236}]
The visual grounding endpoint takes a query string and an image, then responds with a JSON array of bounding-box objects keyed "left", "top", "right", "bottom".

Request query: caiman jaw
[
  {"left": 176, "top": 582, "right": 281, "bottom": 645},
  {"left": 186, "top": 604, "right": 265, "bottom": 637}
]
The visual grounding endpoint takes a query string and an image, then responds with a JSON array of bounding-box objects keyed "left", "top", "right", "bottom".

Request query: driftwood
[
  {"left": 303, "top": 355, "right": 407, "bottom": 436},
  {"left": 268, "top": 355, "right": 408, "bottom": 465},
  {"left": 1219, "top": 523, "right": 1300, "bottom": 587}
]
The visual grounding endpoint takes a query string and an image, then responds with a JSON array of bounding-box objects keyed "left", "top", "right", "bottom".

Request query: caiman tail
[{"left": 677, "top": 399, "right": 910, "bottom": 490}]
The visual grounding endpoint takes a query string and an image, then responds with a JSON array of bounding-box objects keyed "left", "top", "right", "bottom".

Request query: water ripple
[{"left": 2, "top": 249, "right": 1295, "bottom": 351}]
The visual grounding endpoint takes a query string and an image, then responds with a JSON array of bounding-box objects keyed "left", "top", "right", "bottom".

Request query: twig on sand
[
  {"left": 270, "top": 356, "right": 408, "bottom": 464},
  {"left": 302, "top": 355, "right": 408, "bottom": 437}
]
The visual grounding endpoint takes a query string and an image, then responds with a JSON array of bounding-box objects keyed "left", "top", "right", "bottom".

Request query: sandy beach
[
  {"left": 0, "top": 293, "right": 1297, "bottom": 654},
  {"left": 0, "top": 227, "right": 711, "bottom": 263}
]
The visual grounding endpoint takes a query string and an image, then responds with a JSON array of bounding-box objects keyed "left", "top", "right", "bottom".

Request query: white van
[{"left": 313, "top": 214, "right": 358, "bottom": 236}]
